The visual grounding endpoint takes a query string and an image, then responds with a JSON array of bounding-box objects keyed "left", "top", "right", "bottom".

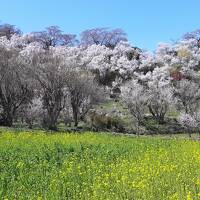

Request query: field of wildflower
[{"left": 0, "top": 130, "right": 199, "bottom": 200}]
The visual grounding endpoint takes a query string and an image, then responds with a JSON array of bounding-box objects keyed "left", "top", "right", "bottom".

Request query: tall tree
[
  {"left": 0, "top": 23, "right": 22, "bottom": 39},
  {"left": 67, "top": 69, "right": 102, "bottom": 127},
  {"left": 0, "top": 38, "right": 32, "bottom": 126},
  {"left": 32, "top": 26, "right": 77, "bottom": 49},
  {"left": 22, "top": 45, "right": 69, "bottom": 130},
  {"left": 121, "top": 80, "right": 147, "bottom": 135},
  {"left": 81, "top": 27, "right": 127, "bottom": 48}
]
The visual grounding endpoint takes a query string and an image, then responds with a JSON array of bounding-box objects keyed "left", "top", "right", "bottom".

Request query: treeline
[
  {"left": 0, "top": 23, "right": 138, "bottom": 130},
  {"left": 1, "top": 22, "right": 200, "bottom": 135}
]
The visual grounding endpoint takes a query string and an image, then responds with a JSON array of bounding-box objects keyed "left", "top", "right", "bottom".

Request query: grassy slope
[
  {"left": 0, "top": 129, "right": 199, "bottom": 199},
  {"left": 96, "top": 100, "right": 135, "bottom": 130}
]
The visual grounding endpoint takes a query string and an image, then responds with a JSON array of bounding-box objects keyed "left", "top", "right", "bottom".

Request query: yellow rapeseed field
[{"left": 0, "top": 130, "right": 199, "bottom": 199}]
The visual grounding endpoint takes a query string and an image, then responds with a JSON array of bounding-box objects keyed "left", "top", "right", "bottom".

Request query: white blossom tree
[
  {"left": 121, "top": 80, "right": 147, "bottom": 135},
  {"left": 178, "top": 113, "right": 197, "bottom": 138},
  {"left": 173, "top": 79, "right": 200, "bottom": 114}
]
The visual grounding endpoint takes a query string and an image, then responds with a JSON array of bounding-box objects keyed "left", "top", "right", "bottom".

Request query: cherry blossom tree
[
  {"left": 21, "top": 97, "right": 43, "bottom": 129},
  {"left": 134, "top": 59, "right": 173, "bottom": 124},
  {"left": 173, "top": 79, "right": 200, "bottom": 114},
  {"left": 85, "top": 42, "right": 142, "bottom": 89},
  {"left": 121, "top": 80, "right": 147, "bottom": 135},
  {"left": 178, "top": 113, "right": 197, "bottom": 138}
]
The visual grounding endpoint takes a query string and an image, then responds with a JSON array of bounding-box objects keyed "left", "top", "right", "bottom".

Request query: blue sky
[{"left": 0, "top": 0, "right": 200, "bottom": 50}]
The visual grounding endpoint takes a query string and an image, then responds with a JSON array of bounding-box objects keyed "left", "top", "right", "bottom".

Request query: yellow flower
[{"left": 187, "top": 191, "right": 193, "bottom": 200}]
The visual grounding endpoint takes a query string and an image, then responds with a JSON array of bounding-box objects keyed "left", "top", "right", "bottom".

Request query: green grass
[
  {"left": 95, "top": 100, "right": 136, "bottom": 130},
  {"left": 0, "top": 130, "right": 199, "bottom": 199}
]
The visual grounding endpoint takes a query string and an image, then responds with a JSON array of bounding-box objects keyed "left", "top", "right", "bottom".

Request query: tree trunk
[
  {"left": 136, "top": 121, "right": 140, "bottom": 137},
  {"left": 72, "top": 103, "right": 79, "bottom": 127},
  {"left": 0, "top": 109, "right": 14, "bottom": 127},
  {"left": 3, "top": 116, "right": 13, "bottom": 127},
  {"left": 48, "top": 123, "right": 57, "bottom": 131},
  {"left": 28, "top": 123, "right": 33, "bottom": 129},
  {"left": 188, "top": 128, "right": 192, "bottom": 138},
  {"left": 158, "top": 116, "right": 165, "bottom": 124},
  {"left": 48, "top": 114, "right": 58, "bottom": 131},
  {"left": 46, "top": 116, "right": 58, "bottom": 131},
  {"left": 43, "top": 110, "right": 59, "bottom": 131}
]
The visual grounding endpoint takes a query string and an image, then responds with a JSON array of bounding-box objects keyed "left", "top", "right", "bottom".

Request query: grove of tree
[{"left": 0, "top": 22, "right": 200, "bottom": 135}]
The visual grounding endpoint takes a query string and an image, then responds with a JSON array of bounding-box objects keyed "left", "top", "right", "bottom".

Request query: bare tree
[
  {"left": 81, "top": 28, "right": 127, "bottom": 48},
  {"left": 0, "top": 23, "right": 22, "bottom": 39},
  {"left": 32, "top": 26, "right": 77, "bottom": 49},
  {"left": 67, "top": 70, "right": 103, "bottom": 127},
  {"left": 62, "top": 34, "right": 78, "bottom": 46},
  {"left": 0, "top": 45, "right": 32, "bottom": 126},
  {"left": 26, "top": 49, "right": 69, "bottom": 130}
]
